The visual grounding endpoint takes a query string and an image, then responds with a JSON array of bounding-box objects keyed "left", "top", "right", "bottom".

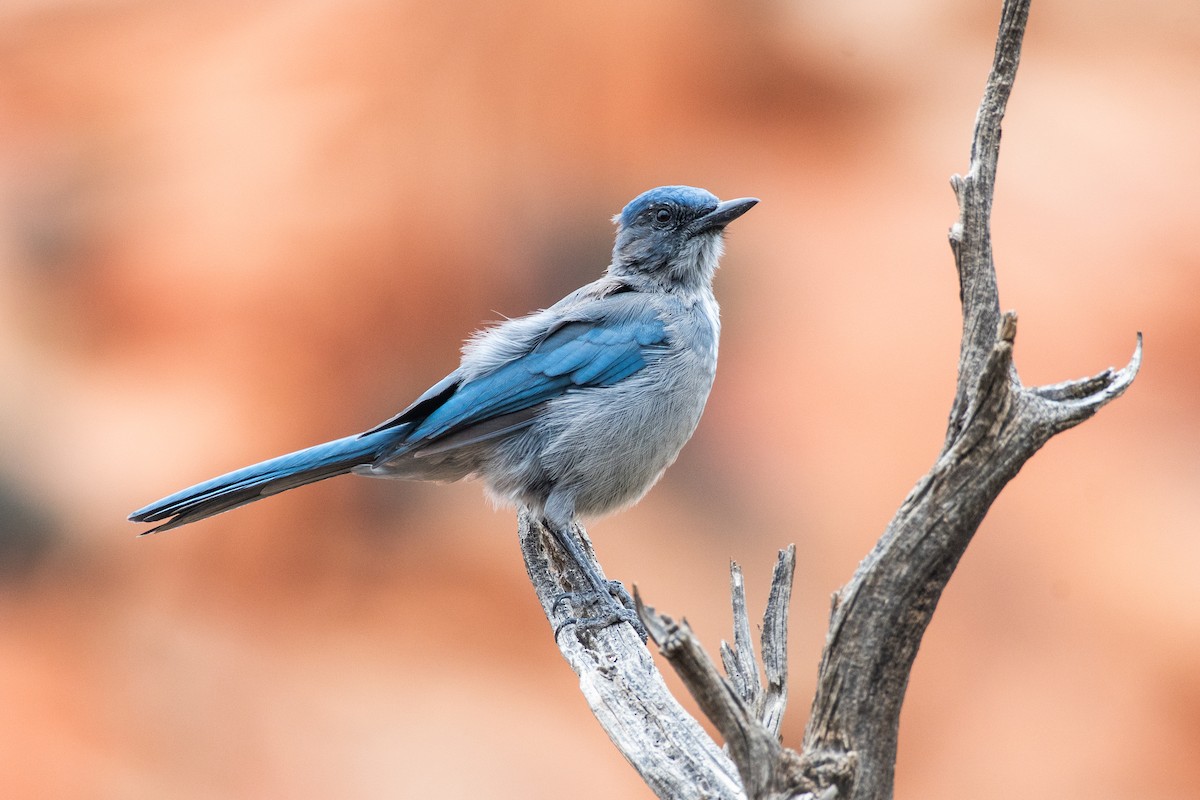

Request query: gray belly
[{"left": 480, "top": 352, "right": 717, "bottom": 517}]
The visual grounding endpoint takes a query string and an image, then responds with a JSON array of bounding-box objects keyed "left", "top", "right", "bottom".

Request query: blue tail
[{"left": 129, "top": 429, "right": 400, "bottom": 534}]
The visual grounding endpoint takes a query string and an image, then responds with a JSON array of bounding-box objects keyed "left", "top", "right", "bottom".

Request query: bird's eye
[{"left": 653, "top": 207, "right": 673, "bottom": 225}]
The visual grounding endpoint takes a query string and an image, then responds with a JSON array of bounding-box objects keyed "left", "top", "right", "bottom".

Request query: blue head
[{"left": 610, "top": 186, "right": 758, "bottom": 290}]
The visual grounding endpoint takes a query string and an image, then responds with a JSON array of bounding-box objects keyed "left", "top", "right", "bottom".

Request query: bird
[{"left": 130, "top": 185, "right": 757, "bottom": 635}]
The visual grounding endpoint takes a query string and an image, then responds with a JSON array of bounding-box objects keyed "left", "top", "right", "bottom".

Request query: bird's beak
[{"left": 690, "top": 197, "right": 759, "bottom": 234}]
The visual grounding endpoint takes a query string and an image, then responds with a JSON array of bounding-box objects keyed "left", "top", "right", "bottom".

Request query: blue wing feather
[
  {"left": 404, "top": 316, "right": 667, "bottom": 446},
  {"left": 129, "top": 302, "right": 671, "bottom": 532}
]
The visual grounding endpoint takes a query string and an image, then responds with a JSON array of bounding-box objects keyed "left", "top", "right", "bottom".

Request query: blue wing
[
  {"left": 371, "top": 313, "right": 668, "bottom": 454},
  {"left": 129, "top": 302, "right": 668, "bottom": 533}
]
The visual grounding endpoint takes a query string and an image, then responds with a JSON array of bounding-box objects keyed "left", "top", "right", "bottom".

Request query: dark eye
[{"left": 653, "top": 207, "right": 673, "bottom": 225}]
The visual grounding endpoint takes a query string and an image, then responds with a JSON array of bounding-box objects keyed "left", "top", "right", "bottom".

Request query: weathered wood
[
  {"left": 638, "top": 548, "right": 814, "bottom": 800},
  {"left": 519, "top": 513, "right": 744, "bottom": 799},
  {"left": 797, "top": 1, "right": 1141, "bottom": 797}
]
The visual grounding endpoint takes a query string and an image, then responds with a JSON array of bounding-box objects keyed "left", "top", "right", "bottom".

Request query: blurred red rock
[{"left": 0, "top": 1, "right": 1196, "bottom": 798}]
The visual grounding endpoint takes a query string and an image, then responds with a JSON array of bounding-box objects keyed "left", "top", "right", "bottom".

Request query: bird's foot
[
  {"left": 551, "top": 579, "right": 634, "bottom": 615},
  {"left": 552, "top": 582, "right": 647, "bottom": 643}
]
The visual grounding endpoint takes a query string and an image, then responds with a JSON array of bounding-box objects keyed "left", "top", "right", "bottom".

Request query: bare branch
[
  {"left": 797, "top": 1, "right": 1140, "bottom": 798},
  {"left": 721, "top": 562, "right": 764, "bottom": 712},
  {"left": 518, "top": 512, "right": 744, "bottom": 799},
  {"left": 637, "top": 552, "right": 813, "bottom": 800},
  {"left": 639, "top": 595, "right": 786, "bottom": 798},
  {"left": 944, "top": 0, "right": 1030, "bottom": 447},
  {"left": 759, "top": 546, "right": 796, "bottom": 739},
  {"left": 719, "top": 546, "right": 795, "bottom": 740},
  {"left": 1034, "top": 333, "right": 1144, "bottom": 430}
]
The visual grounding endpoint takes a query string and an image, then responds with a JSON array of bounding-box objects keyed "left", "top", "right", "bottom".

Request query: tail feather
[{"left": 130, "top": 430, "right": 398, "bottom": 534}]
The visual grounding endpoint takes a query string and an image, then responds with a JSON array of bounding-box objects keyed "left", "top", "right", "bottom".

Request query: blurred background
[{"left": 0, "top": 0, "right": 1195, "bottom": 797}]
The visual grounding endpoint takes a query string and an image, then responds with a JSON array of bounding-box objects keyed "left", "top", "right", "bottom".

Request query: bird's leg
[{"left": 542, "top": 518, "right": 647, "bottom": 643}]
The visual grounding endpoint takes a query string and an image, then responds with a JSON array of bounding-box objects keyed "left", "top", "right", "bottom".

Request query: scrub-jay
[{"left": 130, "top": 185, "right": 757, "bottom": 634}]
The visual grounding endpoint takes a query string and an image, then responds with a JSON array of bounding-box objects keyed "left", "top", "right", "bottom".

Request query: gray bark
[{"left": 518, "top": 1, "right": 1140, "bottom": 798}]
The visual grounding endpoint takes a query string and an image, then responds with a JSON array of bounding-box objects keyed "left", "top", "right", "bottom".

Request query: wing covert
[{"left": 403, "top": 315, "right": 667, "bottom": 446}]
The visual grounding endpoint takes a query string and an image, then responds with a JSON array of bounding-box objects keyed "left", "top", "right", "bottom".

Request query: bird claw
[
  {"left": 605, "top": 579, "right": 636, "bottom": 612},
  {"left": 551, "top": 579, "right": 634, "bottom": 615},
  {"left": 552, "top": 584, "right": 648, "bottom": 644}
]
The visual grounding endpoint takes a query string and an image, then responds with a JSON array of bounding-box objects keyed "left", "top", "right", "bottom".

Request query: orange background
[{"left": 0, "top": 1, "right": 1196, "bottom": 798}]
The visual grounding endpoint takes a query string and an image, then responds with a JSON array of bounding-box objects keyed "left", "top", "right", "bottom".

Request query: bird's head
[{"left": 610, "top": 186, "right": 758, "bottom": 291}]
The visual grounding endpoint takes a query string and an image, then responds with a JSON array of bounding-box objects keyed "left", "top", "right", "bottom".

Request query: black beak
[{"left": 690, "top": 197, "right": 759, "bottom": 234}]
